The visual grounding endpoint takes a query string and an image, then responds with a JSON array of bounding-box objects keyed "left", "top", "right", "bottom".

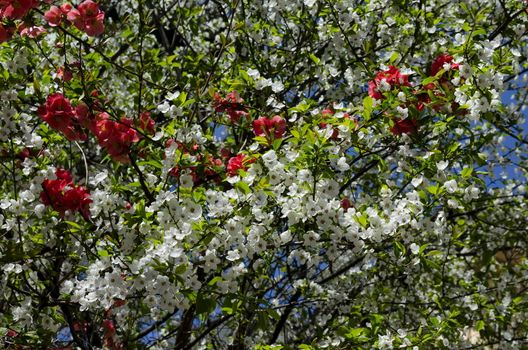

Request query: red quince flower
[
  {"left": 41, "top": 168, "right": 91, "bottom": 218},
  {"left": 57, "top": 65, "right": 73, "bottom": 81},
  {"left": 63, "top": 185, "right": 92, "bottom": 218},
  {"left": 227, "top": 153, "right": 254, "bottom": 176},
  {"left": 252, "top": 115, "right": 286, "bottom": 139},
  {"left": 102, "top": 318, "right": 123, "bottom": 350},
  {"left": 430, "top": 53, "right": 459, "bottom": 76},
  {"left": 67, "top": 0, "right": 105, "bottom": 37},
  {"left": 5, "top": 329, "right": 18, "bottom": 337},
  {"left": 368, "top": 66, "right": 411, "bottom": 100},
  {"left": 390, "top": 119, "right": 418, "bottom": 136},
  {"left": 16, "top": 147, "right": 31, "bottom": 161},
  {"left": 139, "top": 111, "right": 155, "bottom": 135},
  {"left": 213, "top": 91, "right": 249, "bottom": 123},
  {"left": 19, "top": 24, "right": 46, "bottom": 37},
  {"left": 44, "top": 5, "right": 63, "bottom": 26},
  {"left": 340, "top": 198, "right": 352, "bottom": 211},
  {"left": 38, "top": 93, "right": 75, "bottom": 130},
  {"left": 44, "top": 3, "right": 73, "bottom": 27},
  {"left": 56, "top": 167, "right": 73, "bottom": 182},
  {"left": 102, "top": 319, "right": 116, "bottom": 334},
  {"left": 60, "top": 3, "right": 73, "bottom": 12},
  {"left": 0, "top": 23, "right": 14, "bottom": 43},
  {"left": 75, "top": 101, "right": 98, "bottom": 134},
  {"left": 38, "top": 93, "right": 87, "bottom": 141},
  {"left": 321, "top": 108, "right": 334, "bottom": 117},
  {"left": 0, "top": 0, "right": 38, "bottom": 19},
  {"left": 367, "top": 80, "right": 383, "bottom": 100},
  {"left": 94, "top": 113, "right": 140, "bottom": 163}
]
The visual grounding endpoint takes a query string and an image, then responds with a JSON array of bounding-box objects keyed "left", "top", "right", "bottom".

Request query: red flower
[
  {"left": 60, "top": 3, "right": 73, "bottom": 13},
  {"left": 430, "top": 54, "right": 459, "bottom": 76},
  {"left": 390, "top": 119, "right": 418, "bottom": 136},
  {"left": 368, "top": 66, "right": 411, "bottom": 100},
  {"left": 63, "top": 185, "right": 92, "bottom": 218},
  {"left": 41, "top": 172, "right": 72, "bottom": 215},
  {"left": 74, "top": 101, "right": 98, "bottom": 134},
  {"left": 413, "top": 89, "right": 432, "bottom": 112},
  {"left": 38, "top": 93, "right": 87, "bottom": 141},
  {"left": 94, "top": 113, "right": 140, "bottom": 163},
  {"left": 367, "top": 80, "right": 383, "bottom": 100},
  {"left": 252, "top": 115, "right": 286, "bottom": 139},
  {"left": 102, "top": 319, "right": 116, "bottom": 334},
  {"left": 227, "top": 153, "right": 253, "bottom": 176},
  {"left": 38, "top": 93, "right": 75, "bottom": 129},
  {"left": 0, "top": 23, "right": 13, "bottom": 43},
  {"left": 0, "top": 0, "right": 38, "bottom": 19},
  {"left": 57, "top": 65, "right": 73, "bottom": 81},
  {"left": 41, "top": 168, "right": 91, "bottom": 218},
  {"left": 139, "top": 111, "right": 155, "bottom": 135},
  {"left": 44, "top": 5, "right": 63, "bottom": 26},
  {"left": 102, "top": 319, "right": 123, "bottom": 350},
  {"left": 5, "top": 329, "right": 18, "bottom": 337},
  {"left": 340, "top": 198, "right": 352, "bottom": 212},
  {"left": 44, "top": 4, "right": 72, "bottom": 26},
  {"left": 55, "top": 167, "right": 73, "bottom": 182},
  {"left": 318, "top": 108, "right": 357, "bottom": 139},
  {"left": 16, "top": 147, "right": 31, "bottom": 160},
  {"left": 213, "top": 91, "right": 249, "bottom": 123},
  {"left": 19, "top": 24, "right": 46, "bottom": 38},
  {"left": 67, "top": 0, "right": 105, "bottom": 36}
]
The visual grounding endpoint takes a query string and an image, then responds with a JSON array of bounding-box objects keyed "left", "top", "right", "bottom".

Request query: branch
[
  {"left": 128, "top": 153, "right": 155, "bottom": 204},
  {"left": 126, "top": 309, "right": 179, "bottom": 344},
  {"left": 317, "top": 255, "right": 365, "bottom": 285},
  {"left": 174, "top": 305, "right": 197, "bottom": 349},
  {"left": 339, "top": 159, "right": 379, "bottom": 195},
  {"left": 268, "top": 290, "right": 302, "bottom": 345},
  {"left": 182, "top": 315, "right": 234, "bottom": 350},
  {"left": 488, "top": 5, "right": 528, "bottom": 40}
]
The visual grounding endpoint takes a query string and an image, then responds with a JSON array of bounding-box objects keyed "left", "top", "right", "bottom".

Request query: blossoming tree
[{"left": 1, "top": 0, "right": 527, "bottom": 349}]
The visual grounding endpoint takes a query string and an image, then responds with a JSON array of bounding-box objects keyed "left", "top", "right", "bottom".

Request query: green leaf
[
  {"left": 289, "top": 100, "right": 312, "bottom": 114},
  {"left": 426, "top": 185, "right": 438, "bottom": 195},
  {"left": 256, "top": 312, "right": 270, "bottom": 330},
  {"left": 138, "top": 160, "right": 163, "bottom": 169},
  {"left": 235, "top": 181, "right": 251, "bottom": 195},
  {"left": 426, "top": 250, "right": 442, "bottom": 257},
  {"left": 461, "top": 166, "right": 473, "bottom": 178},
  {"left": 208, "top": 276, "right": 222, "bottom": 286},
  {"left": 355, "top": 214, "right": 369, "bottom": 228},
  {"left": 272, "top": 137, "right": 284, "bottom": 150},
  {"left": 309, "top": 54, "right": 320, "bottom": 65},
  {"left": 363, "top": 96, "right": 373, "bottom": 120},
  {"left": 254, "top": 135, "right": 269, "bottom": 145},
  {"left": 196, "top": 293, "right": 215, "bottom": 315},
  {"left": 222, "top": 306, "right": 233, "bottom": 314},
  {"left": 394, "top": 241, "right": 406, "bottom": 257},
  {"left": 239, "top": 69, "right": 250, "bottom": 82},
  {"left": 290, "top": 129, "right": 300, "bottom": 139},
  {"left": 174, "top": 264, "right": 187, "bottom": 274},
  {"left": 421, "top": 76, "right": 437, "bottom": 86},
  {"left": 347, "top": 327, "right": 367, "bottom": 339},
  {"left": 419, "top": 244, "right": 429, "bottom": 254},
  {"left": 388, "top": 51, "right": 400, "bottom": 64},
  {"left": 64, "top": 221, "right": 81, "bottom": 230},
  {"left": 268, "top": 308, "right": 281, "bottom": 320},
  {"left": 448, "top": 142, "right": 460, "bottom": 155}
]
